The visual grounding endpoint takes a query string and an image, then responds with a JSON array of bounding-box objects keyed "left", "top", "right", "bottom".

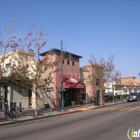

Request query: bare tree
[
  {"left": 88, "top": 54, "right": 120, "bottom": 105},
  {"left": 0, "top": 21, "right": 62, "bottom": 116},
  {"left": 0, "top": 18, "right": 18, "bottom": 93},
  {"left": 7, "top": 29, "right": 62, "bottom": 116},
  {"left": 109, "top": 70, "right": 121, "bottom": 102}
]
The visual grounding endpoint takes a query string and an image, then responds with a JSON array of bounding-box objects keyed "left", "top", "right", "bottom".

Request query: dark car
[{"left": 127, "top": 92, "right": 140, "bottom": 102}]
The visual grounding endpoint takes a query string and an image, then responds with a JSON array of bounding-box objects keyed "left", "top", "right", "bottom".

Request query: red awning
[{"left": 61, "top": 75, "right": 85, "bottom": 89}]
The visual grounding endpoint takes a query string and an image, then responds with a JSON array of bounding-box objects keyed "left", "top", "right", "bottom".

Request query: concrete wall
[{"left": 63, "top": 56, "right": 80, "bottom": 76}]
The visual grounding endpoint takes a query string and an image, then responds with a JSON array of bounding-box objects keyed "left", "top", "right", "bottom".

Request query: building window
[
  {"left": 6, "top": 63, "right": 11, "bottom": 68},
  {"left": 5, "top": 63, "right": 11, "bottom": 76},
  {"left": 67, "top": 60, "right": 70, "bottom": 65},
  {"left": 62, "top": 60, "right": 64, "bottom": 64},
  {"left": 72, "top": 62, "right": 74, "bottom": 66}
]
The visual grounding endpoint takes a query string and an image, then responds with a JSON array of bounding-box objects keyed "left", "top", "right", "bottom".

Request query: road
[{"left": 0, "top": 102, "right": 140, "bottom": 140}]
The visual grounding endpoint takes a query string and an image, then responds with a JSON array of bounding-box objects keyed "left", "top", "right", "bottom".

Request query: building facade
[
  {"left": 40, "top": 48, "right": 86, "bottom": 107},
  {"left": 104, "top": 77, "right": 140, "bottom": 96},
  {"left": 0, "top": 50, "right": 33, "bottom": 110}
]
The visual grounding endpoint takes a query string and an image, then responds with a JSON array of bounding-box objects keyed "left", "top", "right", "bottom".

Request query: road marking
[
  {"left": 97, "top": 108, "right": 113, "bottom": 111},
  {"left": 119, "top": 107, "right": 132, "bottom": 111},
  {"left": 110, "top": 107, "right": 124, "bottom": 111},
  {"left": 93, "top": 106, "right": 140, "bottom": 111},
  {"left": 129, "top": 106, "right": 140, "bottom": 111}
]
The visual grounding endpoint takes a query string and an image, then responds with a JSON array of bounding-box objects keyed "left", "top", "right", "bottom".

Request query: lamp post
[{"left": 61, "top": 40, "right": 64, "bottom": 111}]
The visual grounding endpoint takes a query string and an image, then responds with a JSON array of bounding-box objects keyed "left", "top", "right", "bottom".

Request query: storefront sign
[{"left": 70, "top": 78, "right": 78, "bottom": 83}]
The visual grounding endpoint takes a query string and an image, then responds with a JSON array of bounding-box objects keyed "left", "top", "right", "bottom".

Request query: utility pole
[
  {"left": 120, "top": 74, "right": 122, "bottom": 101},
  {"left": 61, "top": 40, "right": 64, "bottom": 111}
]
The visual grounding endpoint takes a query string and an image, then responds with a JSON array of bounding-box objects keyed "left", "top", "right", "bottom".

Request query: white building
[{"left": 104, "top": 77, "right": 140, "bottom": 96}]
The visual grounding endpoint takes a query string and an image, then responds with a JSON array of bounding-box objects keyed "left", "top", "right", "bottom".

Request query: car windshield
[{"left": 130, "top": 93, "right": 138, "bottom": 96}]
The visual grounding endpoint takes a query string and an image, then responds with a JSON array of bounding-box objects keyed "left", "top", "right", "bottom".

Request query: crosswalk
[{"left": 95, "top": 106, "right": 140, "bottom": 111}]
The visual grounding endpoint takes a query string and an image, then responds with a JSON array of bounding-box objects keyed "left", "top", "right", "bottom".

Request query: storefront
[{"left": 61, "top": 75, "right": 85, "bottom": 106}]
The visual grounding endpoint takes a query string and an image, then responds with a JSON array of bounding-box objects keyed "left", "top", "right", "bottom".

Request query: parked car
[{"left": 127, "top": 92, "right": 140, "bottom": 102}]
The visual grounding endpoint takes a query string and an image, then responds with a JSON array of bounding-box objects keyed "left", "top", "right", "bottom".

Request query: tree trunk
[
  {"left": 35, "top": 93, "right": 37, "bottom": 116},
  {"left": 112, "top": 81, "right": 114, "bottom": 103},
  {"left": 100, "top": 90, "right": 102, "bottom": 105}
]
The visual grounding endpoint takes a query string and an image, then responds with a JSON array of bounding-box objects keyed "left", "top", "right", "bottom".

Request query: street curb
[
  {"left": 0, "top": 114, "right": 59, "bottom": 127},
  {"left": 60, "top": 110, "right": 82, "bottom": 115},
  {"left": 0, "top": 110, "right": 82, "bottom": 127},
  {"left": 90, "top": 101, "right": 126, "bottom": 110},
  {"left": 0, "top": 101, "right": 126, "bottom": 126}
]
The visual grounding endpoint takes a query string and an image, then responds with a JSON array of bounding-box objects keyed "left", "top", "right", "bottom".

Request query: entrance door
[
  {"left": 4, "top": 86, "right": 8, "bottom": 103},
  {"left": 29, "top": 89, "right": 32, "bottom": 107}
]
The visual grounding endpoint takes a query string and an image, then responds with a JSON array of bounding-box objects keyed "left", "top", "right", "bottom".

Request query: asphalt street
[{"left": 0, "top": 101, "right": 140, "bottom": 140}]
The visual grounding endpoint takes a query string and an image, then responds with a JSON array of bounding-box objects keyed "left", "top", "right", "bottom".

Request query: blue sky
[{"left": 0, "top": 0, "right": 140, "bottom": 78}]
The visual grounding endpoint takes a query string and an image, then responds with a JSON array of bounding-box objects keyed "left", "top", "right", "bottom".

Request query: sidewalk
[{"left": 0, "top": 100, "right": 126, "bottom": 126}]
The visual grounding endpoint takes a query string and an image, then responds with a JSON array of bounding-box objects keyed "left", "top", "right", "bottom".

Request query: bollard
[{"left": 19, "top": 102, "right": 22, "bottom": 112}]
